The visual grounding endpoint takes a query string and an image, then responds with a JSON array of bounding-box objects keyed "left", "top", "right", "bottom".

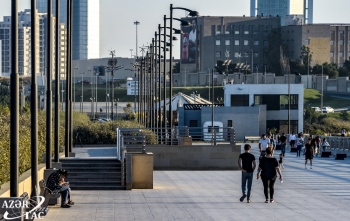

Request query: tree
[
  {"left": 265, "top": 28, "right": 286, "bottom": 75},
  {"left": 123, "top": 102, "right": 135, "bottom": 120},
  {"left": 280, "top": 46, "right": 290, "bottom": 76},
  {"left": 299, "top": 46, "right": 312, "bottom": 71},
  {"left": 339, "top": 110, "right": 349, "bottom": 121},
  {"left": 289, "top": 59, "right": 304, "bottom": 75},
  {"left": 304, "top": 107, "right": 319, "bottom": 124}
]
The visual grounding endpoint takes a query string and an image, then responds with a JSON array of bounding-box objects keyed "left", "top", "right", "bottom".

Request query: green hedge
[{"left": 0, "top": 106, "right": 65, "bottom": 186}]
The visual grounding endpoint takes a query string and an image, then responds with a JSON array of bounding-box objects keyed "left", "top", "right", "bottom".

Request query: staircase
[{"left": 60, "top": 158, "right": 125, "bottom": 190}]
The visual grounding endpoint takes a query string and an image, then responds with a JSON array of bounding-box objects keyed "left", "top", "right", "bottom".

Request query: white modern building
[{"left": 223, "top": 83, "right": 304, "bottom": 134}]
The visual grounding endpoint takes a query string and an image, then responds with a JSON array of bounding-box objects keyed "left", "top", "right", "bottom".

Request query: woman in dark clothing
[
  {"left": 304, "top": 139, "right": 315, "bottom": 169},
  {"left": 257, "top": 147, "right": 283, "bottom": 203}
]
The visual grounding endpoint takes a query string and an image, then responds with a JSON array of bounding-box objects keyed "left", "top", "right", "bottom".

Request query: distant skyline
[{"left": 1, "top": 0, "right": 350, "bottom": 59}]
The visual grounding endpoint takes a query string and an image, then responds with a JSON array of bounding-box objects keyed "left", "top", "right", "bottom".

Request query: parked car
[
  {"left": 77, "top": 80, "right": 92, "bottom": 84},
  {"left": 101, "top": 118, "right": 111, "bottom": 122},
  {"left": 311, "top": 107, "right": 322, "bottom": 113},
  {"left": 322, "top": 106, "right": 334, "bottom": 113}
]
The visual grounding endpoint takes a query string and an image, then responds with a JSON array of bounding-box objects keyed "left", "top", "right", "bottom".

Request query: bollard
[{"left": 142, "top": 133, "right": 146, "bottom": 154}]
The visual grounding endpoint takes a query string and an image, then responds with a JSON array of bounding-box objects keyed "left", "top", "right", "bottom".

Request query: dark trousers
[
  {"left": 262, "top": 178, "right": 276, "bottom": 199},
  {"left": 281, "top": 143, "right": 286, "bottom": 156},
  {"left": 60, "top": 189, "right": 69, "bottom": 205},
  {"left": 297, "top": 145, "right": 303, "bottom": 157},
  {"left": 241, "top": 172, "right": 253, "bottom": 200}
]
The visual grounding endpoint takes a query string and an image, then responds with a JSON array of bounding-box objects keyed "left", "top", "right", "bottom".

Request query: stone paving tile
[{"left": 43, "top": 144, "right": 350, "bottom": 221}]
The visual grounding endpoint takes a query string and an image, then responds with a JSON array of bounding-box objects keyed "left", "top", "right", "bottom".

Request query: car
[
  {"left": 311, "top": 107, "right": 321, "bottom": 113},
  {"left": 101, "top": 118, "right": 111, "bottom": 122},
  {"left": 77, "top": 80, "right": 92, "bottom": 84},
  {"left": 322, "top": 106, "right": 334, "bottom": 113}
]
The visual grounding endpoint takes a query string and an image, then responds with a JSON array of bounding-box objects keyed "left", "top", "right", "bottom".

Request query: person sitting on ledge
[{"left": 46, "top": 169, "right": 74, "bottom": 208}]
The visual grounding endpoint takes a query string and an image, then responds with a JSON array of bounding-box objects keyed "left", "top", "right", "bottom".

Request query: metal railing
[
  {"left": 148, "top": 126, "right": 236, "bottom": 145},
  {"left": 303, "top": 135, "right": 350, "bottom": 155},
  {"left": 116, "top": 128, "right": 146, "bottom": 161}
]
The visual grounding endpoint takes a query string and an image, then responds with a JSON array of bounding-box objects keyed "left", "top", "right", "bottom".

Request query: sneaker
[
  {"left": 310, "top": 166, "right": 312, "bottom": 169},
  {"left": 247, "top": 199, "right": 251, "bottom": 203},
  {"left": 305, "top": 166, "right": 307, "bottom": 169},
  {"left": 240, "top": 194, "right": 247, "bottom": 202},
  {"left": 270, "top": 199, "right": 274, "bottom": 203},
  {"left": 61, "top": 204, "right": 71, "bottom": 208},
  {"left": 265, "top": 199, "right": 269, "bottom": 203}
]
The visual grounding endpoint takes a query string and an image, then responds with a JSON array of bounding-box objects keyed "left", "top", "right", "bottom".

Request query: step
[
  {"left": 66, "top": 177, "right": 121, "bottom": 182},
  {"left": 60, "top": 158, "right": 121, "bottom": 164},
  {"left": 62, "top": 163, "right": 121, "bottom": 168},
  {"left": 72, "top": 186, "right": 126, "bottom": 190},
  {"left": 69, "top": 180, "right": 121, "bottom": 186},
  {"left": 62, "top": 167, "right": 120, "bottom": 172}
]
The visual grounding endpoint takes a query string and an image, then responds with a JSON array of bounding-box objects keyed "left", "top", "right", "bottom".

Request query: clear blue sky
[{"left": 1, "top": 0, "right": 350, "bottom": 59}]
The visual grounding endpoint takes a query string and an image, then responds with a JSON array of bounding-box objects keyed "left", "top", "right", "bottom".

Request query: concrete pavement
[{"left": 44, "top": 144, "right": 350, "bottom": 221}]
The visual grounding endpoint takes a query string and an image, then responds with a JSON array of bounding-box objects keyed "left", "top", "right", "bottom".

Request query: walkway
[{"left": 45, "top": 144, "right": 350, "bottom": 221}]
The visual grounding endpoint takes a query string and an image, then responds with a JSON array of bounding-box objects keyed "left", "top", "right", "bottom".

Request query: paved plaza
[{"left": 44, "top": 144, "right": 350, "bottom": 221}]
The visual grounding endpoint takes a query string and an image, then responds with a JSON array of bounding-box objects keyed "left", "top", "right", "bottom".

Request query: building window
[
  {"left": 234, "top": 52, "right": 240, "bottom": 57},
  {"left": 254, "top": 52, "right": 259, "bottom": 57},
  {"left": 305, "top": 39, "right": 310, "bottom": 45},
  {"left": 225, "top": 31, "right": 230, "bottom": 34},
  {"left": 216, "top": 31, "right": 221, "bottom": 35},
  {"left": 244, "top": 40, "right": 249, "bottom": 45},
  {"left": 330, "top": 40, "right": 334, "bottom": 45},
  {"left": 227, "top": 120, "right": 232, "bottom": 127},
  {"left": 235, "top": 40, "right": 239, "bottom": 45},
  {"left": 216, "top": 40, "right": 220, "bottom": 45},
  {"left": 330, "top": 52, "right": 334, "bottom": 57},
  {"left": 339, "top": 40, "right": 344, "bottom": 45},
  {"left": 339, "top": 52, "right": 343, "bottom": 57},
  {"left": 279, "top": 120, "right": 298, "bottom": 135},
  {"left": 225, "top": 40, "right": 230, "bottom": 45},
  {"left": 189, "top": 120, "right": 198, "bottom": 127},
  {"left": 254, "top": 31, "right": 259, "bottom": 35},
  {"left": 263, "top": 41, "right": 268, "bottom": 46},
  {"left": 291, "top": 51, "right": 294, "bottom": 57},
  {"left": 231, "top": 95, "right": 249, "bottom": 106},
  {"left": 244, "top": 31, "right": 249, "bottom": 34},
  {"left": 235, "top": 31, "right": 239, "bottom": 34},
  {"left": 244, "top": 52, "right": 249, "bottom": 57},
  {"left": 291, "top": 40, "right": 294, "bottom": 45},
  {"left": 254, "top": 41, "right": 259, "bottom": 45},
  {"left": 348, "top": 52, "right": 350, "bottom": 58},
  {"left": 280, "top": 95, "right": 298, "bottom": 110},
  {"left": 216, "top": 51, "right": 221, "bottom": 57}
]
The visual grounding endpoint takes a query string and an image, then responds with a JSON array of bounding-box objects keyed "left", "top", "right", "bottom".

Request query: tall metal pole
[
  {"left": 95, "top": 73, "right": 98, "bottom": 115},
  {"left": 65, "top": 0, "right": 71, "bottom": 157},
  {"left": 307, "top": 51, "right": 309, "bottom": 88},
  {"left": 134, "top": 21, "right": 140, "bottom": 58},
  {"left": 137, "top": 66, "right": 141, "bottom": 123},
  {"left": 68, "top": 0, "right": 73, "bottom": 152},
  {"left": 30, "top": 0, "right": 38, "bottom": 197},
  {"left": 10, "top": 0, "right": 19, "bottom": 197},
  {"left": 46, "top": 0, "right": 53, "bottom": 169},
  {"left": 169, "top": 5, "right": 174, "bottom": 145},
  {"left": 54, "top": 0, "right": 60, "bottom": 163},
  {"left": 288, "top": 69, "right": 291, "bottom": 134},
  {"left": 163, "top": 15, "right": 167, "bottom": 144},
  {"left": 110, "top": 50, "right": 115, "bottom": 120},
  {"left": 212, "top": 69, "right": 214, "bottom": 145},
  {"left": 158, "top": 25, "right": 162, "bottom": 143},
  {"left": 321, "top": 65, "right": 323, "bottom": 110},
  {"left": 154, "top": 33, "right": 158, "bottom": 135}
]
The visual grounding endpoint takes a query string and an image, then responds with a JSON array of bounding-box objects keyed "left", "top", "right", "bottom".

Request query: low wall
[
  {"left": 0, "top": 164, "right": 46, "bottom": 197},
  {"left": 147, "top": 145, "right": 241, "bottom": 170}
]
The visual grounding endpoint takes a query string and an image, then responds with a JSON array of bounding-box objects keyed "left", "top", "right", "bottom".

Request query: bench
[
  {"left": 39, "top": 179, "right": 61, "bottom": 207},
  {"left": 321, "top": 151, "right": 332, "bottom": 157},
  {"left": 244, "top": 136, "right": 260, "bottom": 143},
  {"left": 335, "top": 153, "right": 347, "bottom": 160},
  {"left": 20, "top": 192, "right": 49, "bottom": 220}
]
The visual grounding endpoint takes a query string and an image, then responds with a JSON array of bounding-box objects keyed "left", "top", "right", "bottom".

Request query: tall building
[
  {"left": 250, "top": 0, "right": 313, "bottom": 25},
  {"left": 0, "top": 9, "right": 66, "bottom": 79},
  {"left": 36, "top": 0, "right": 67, "bottom": 25},
  {"left": 36, "top": 0, "right": 100, "bottom": 60}
]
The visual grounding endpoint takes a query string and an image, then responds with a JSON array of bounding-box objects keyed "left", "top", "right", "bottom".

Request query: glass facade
[
  {"left": 36, "top": 0, "right": 67, "bottom": 25},
  {"left": 252, "top": 0, "right": 309, "bottom": 25},
  {"left": 37, "top": 0, "right": 99, "bottom": 60}
]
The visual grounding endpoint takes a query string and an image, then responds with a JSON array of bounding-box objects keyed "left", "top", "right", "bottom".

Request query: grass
[
  {"left": 55, "top": 85, "right": 350, "bottom": 109},
  {"left": 304, "top": 89, "right": 350, "bottom": 109}
]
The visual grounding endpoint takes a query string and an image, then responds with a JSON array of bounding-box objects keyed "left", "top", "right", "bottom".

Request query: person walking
[
  {"left": 259, "top": 134, "right": 270, "bottom": 160},
  {"left": 304, "top": 139, "right": 315, "bottom": 169},
  {"left": 279, "top": 153, "right": 284, "bottom": 169},
  {"left": 321, "top": 138, "right": 330, "bottom": 152},
  {"left": 289, "top": 132, "right": 296, "bottom": 151},
  {"left": 238, "top": 144, "right": 256, "bottom": 203},
  {"left": 268, "top": 134, "right": 276, "bottom": 150},
  {"left": 257, "top": 147, "right": 283, "bottom": 203},
  {"left": 315, "top": 136, "right": 321, "bottom": 156},
  {"left": 279, "top": 133, "right": 287, "bottom": 156},
  {"left": 296, "top": 133, "right": 304, "bottom": 157}
]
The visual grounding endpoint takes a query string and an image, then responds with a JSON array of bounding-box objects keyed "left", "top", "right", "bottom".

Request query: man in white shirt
[
  {"left": 289, "top": 132, "right": 296, "bottom": 149},
  {"left": 259, "top": 134, "right": 270, "bottom": 159}
]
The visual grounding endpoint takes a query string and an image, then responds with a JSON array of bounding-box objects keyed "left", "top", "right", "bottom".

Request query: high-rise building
[
  {"left": 0, "top": 9, "right": 66, "bottom": 79},
  {"left": 36, "top": 0, "right": 100, "bottom": 60},
  {"left": 250, "top": 0, "right": 313, "bottom": 25}
]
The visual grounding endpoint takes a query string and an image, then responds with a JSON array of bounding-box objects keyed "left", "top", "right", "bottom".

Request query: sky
[{"left": 1, "top": 0, "right": 350, "bottom": 59}]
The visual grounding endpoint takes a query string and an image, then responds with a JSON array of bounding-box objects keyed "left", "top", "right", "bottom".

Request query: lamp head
[
  {"left": 173, "top": 29, "right": 184, "bottom": 34},
  {"left": 189, "top": 11, "right": 199, "bottom": 17}
]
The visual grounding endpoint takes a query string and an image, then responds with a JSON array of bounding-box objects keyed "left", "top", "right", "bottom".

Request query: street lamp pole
[
  {"left": 321, "top": 65, "right": 323, "bottom": 110},
  {"left": 158, "top": 24, "right": 162, "bottom": 142},
  {"left": 169, "top": 5, "right": 174, "bottom": 144},
  {"left": 80, "top": 72, "right": 85, "bottom": 112},
  {"left": 134, "top": 21, "right": 140, "bottom": 57},
  {"left": 74, "top": 67, "right": 78, "bottom": 110},
  {"left": 163, "top": 15, "right": 167, "bottom": 144},
  {"left": 110, "top": 50, "right": 116, "bottom": 120},
  {"left": 30, "top": 0, "right": 39, "bottom": 198},
  {"left": 307, "top": 51, "right": 309, "bottom": 88}
]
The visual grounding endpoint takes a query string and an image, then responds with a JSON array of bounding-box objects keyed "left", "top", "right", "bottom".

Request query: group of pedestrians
[
  {"left": 238, "top": 132, "right": 330, "bottom": 203},
  {"left": 238, "top": 141, "right": 283, "bottom": 203}
]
